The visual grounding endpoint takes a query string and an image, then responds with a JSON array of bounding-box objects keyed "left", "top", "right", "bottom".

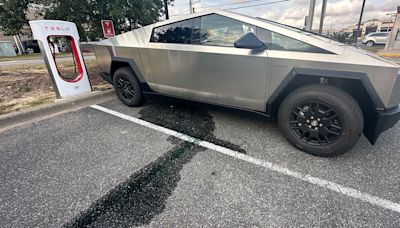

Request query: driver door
[{"left": 193, "top": 14, "right": 268, "bottom": 111}]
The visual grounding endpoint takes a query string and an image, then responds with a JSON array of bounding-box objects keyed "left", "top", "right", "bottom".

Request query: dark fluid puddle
[
  {"left": 138, "top": 100, "right": 247, "bottom": 154},
  {"left": 65, "top": 100, "right": 246, "bottom": 227}
]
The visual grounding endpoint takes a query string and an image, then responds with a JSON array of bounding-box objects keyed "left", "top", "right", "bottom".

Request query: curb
[{"left": 0, "top": 89, "right": 116, "bottom": 129}]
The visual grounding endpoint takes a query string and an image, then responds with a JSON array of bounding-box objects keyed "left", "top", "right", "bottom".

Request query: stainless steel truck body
[{"left": 93, "top": 10, "right": 400, "bottom": 156}]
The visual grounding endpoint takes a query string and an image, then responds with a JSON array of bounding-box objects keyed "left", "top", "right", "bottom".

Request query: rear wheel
[
  {"left": 113, "top": 67, "right": 143, "bottom": 107},
  {"left": 278, "top": 84, "right": 363, "bottom": 156}
]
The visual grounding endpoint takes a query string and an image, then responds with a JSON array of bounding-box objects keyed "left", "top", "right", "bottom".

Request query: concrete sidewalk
[{"left": 0, "top": 90, "right": 115, "bottom": 130}]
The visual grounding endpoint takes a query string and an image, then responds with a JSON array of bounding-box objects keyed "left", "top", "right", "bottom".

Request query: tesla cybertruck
[{"left": 93, "top": 10, "right": 400, "bottom": 156}]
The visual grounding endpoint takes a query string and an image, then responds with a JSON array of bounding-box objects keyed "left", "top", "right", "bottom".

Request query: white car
[{"left": 362, "top": 32, "right": 389, "bottom": 46}]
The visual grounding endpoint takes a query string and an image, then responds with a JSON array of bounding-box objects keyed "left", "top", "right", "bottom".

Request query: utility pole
[
  {"left": 305, "top": 0, "right": 316, "bottom": 31},
  {"left": 164, "top": 0, "right": 169, "bottom": 20},
  {"left": 189, "top": 0, "right": 194, "bottom": 14},
  {"left": 318, "top": 0, "right": 327, "bottom": 34},
  {"left": 354, "top": 0, "right": 366, "bottom": 45}
]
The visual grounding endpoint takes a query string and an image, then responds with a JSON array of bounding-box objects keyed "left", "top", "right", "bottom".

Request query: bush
[{"left": 329, "top": 32, "right": 353, "bottom": 44}]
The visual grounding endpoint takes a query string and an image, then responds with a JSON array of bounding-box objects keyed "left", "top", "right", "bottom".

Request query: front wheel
[
  {"left": 365, "top": 40, "right": 374, "bottom": 47},
  {"left": 113, "top": 67, "right": 143, "bottom": 107},
  {"left": 278, "top": 84, "right": 364, "bottom": 157}
]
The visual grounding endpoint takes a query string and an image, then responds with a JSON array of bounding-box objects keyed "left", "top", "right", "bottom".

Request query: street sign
[{"left": 101, "top": 20, "right": 115, "bottom": 38}]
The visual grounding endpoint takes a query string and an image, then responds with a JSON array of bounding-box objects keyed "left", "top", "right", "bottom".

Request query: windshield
[
  {"left": 256, "top": 17, "right": 329, "bottom": 37},
  {"left": 254, "top": 17, "right": 345, "bottom": 45}
]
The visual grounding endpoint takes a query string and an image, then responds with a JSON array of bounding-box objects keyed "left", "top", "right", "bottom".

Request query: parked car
[
  {"left": 22, "top": 40, "right": 40, "bottom": 53},
  {"left": 93, "top": 10, "right": 400, "bottom": 156},
  {"left": 362, "top": 32, "right": 389, "bottom": 46}
]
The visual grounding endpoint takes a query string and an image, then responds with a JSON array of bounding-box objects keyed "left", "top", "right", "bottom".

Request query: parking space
[{"left": 1, "top": 97, "right": 400, "bottom": 227}]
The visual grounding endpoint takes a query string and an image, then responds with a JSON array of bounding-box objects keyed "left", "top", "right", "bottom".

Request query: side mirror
[{"left": 234, "top": 32, "right": 266, "bottom": 50}]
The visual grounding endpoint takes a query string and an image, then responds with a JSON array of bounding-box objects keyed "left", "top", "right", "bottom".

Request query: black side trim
[
  {"left": 111, "top": 57, "right": 146, "bottom": 83},
  {"left": 110, "top": 57, "right": 152, "bottom": 92},
  {"left": 267, "top": 67, "right": 385, "bottom": 111},
  {"left": 266, "top": 67, "right": 389, "bottom": 145},
  {"left": 365, "top": 105, "right": 400, "bottom": 144}
]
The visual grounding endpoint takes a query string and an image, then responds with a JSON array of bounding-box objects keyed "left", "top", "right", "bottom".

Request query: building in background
[
  {"left": 343, "top": 19, "right": 394, "bottom": 37},
  {"left": 0, "top": 5, "right": 43, "bottom": 53}
]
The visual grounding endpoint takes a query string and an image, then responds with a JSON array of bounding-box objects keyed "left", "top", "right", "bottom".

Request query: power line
[
  {"left": 171, "top": 0, "right": 289, "bottom": 17},
  {"left": 196, "top": 0, "right": 275, "bottom": 9},
  {"left": 224, "top": 0, "right": 290, "bottom": 10},
  {"left": 173, "top": 0, "right": 200, "bottom": 6}
]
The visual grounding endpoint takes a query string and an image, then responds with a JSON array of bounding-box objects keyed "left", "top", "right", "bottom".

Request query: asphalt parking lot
[{"left": 1, "top": 97, "right": 400, "bottom": 227}]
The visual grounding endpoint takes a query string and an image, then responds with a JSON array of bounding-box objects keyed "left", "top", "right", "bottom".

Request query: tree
[
  {"left": 85, "top": 0, "right": 126, "bottom": 40},
  {"left": 42, "top": 0, "right": 173, "bottom": 40},
  {"left": 42, "top": 0, "right": 91, "bottom": 39},
  {"left": 0, "top": 0, "right": 30, "bottom": 36},
  {"left": 123, "top": 0, "right": 165, "bottom": 30},
  {"left": 329, "top": 32, "right": 353, "bottom": 44}
]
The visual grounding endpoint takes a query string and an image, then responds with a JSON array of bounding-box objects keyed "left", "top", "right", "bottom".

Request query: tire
[
  {"left": 277, "top": 84, "right": 363, "bottom": 157},
  {"left": 113, "top": 67, "right": 143, "bottom": 107},
  {"left": 366, "top": 40, "right": 374, "bottom": 47}
]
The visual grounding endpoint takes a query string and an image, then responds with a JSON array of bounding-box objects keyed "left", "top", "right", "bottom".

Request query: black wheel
[
  {"left": 366, "top": 40, "right": 374, "bottom": 47},
  {"left": 113, "top": 67, "right": 143, "bottom": 107},
  {"left": 278, "top": 84, "right": 363, "bottom": 157}
]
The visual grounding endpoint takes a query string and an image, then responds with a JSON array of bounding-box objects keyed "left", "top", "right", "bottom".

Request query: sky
[{"left": 169, "top": 0, "right": 399, "bottom": 30}]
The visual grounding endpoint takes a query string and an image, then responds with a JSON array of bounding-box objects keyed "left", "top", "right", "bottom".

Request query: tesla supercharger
[{"left": 29, "top": 20, "right": 91, "bottom": 98}]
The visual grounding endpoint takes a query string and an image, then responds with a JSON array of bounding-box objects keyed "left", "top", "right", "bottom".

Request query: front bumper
[{"left": 364, "top": 105, "right": 400, "bottom": 144}]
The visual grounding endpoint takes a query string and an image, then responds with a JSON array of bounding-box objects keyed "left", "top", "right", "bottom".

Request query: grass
[
  {"left": 25, "top": 96, "right": 54, "bottom": 107},
  {"left": 0, "top": 103, "right": 17, "bottom": 115},
  {"left": 362, "top": 45, "right": 384, "bottom": 53},
  {"left": 0, "top": 96, "right": 55, "bottom": 115},
  {"left": 0, "top": 60, "right": 110, "bottom": 116}
]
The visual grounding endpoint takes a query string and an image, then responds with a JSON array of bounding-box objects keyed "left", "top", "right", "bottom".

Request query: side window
[
  {"left": 151, "top": 19, "right": 194, "bottom": 44},
  {"left": 256, "top": 27, "right": 331, "bottom": 54},
  {"left": 199, "top": 14, "right": 255, "bottom": 47},
  {"left": 370, "top": 33, "right": 386, "bottom": 37}
]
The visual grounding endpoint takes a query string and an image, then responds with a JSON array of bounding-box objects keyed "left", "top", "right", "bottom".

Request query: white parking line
[{"left": 91, "top": 104, "right": 400, "bottom": 214}]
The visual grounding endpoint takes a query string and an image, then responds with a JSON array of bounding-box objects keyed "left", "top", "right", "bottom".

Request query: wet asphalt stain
[
  {"left": 64, "top": 137, "right": 201, "bottom": 227},
  {"left": 64, "top": 100, "right": 245, "bottom": 227},
  {"left": 137, "top": 100, "right": 247, "bottom": 154}
]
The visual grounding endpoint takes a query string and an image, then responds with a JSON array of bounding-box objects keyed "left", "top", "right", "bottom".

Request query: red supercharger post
[{"left": 29, "top": 20, "right": 92, "bottom": 98}]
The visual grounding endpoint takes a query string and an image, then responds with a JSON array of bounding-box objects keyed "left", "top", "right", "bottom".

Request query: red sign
[{"left": 101, "top": 20, "right": 115, "bottom": 38}]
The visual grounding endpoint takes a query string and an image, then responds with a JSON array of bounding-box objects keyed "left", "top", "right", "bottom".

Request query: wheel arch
[
  {"left": 110, "top": 57, "right": 146, "bottom": 82},
  {"left": 110, "top": 57, "right": 151, "bottom": 92},
  {"left": 266, "top": 67, "right": 385, "bottom": 144}
]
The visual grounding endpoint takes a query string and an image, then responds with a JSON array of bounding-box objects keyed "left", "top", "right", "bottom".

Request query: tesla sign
[
  {"left": 101, "top": 20, "right": 115, "bottom": 38},
  {"left": 29, "top": 20, "right": 92, "bottom": 98}
]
